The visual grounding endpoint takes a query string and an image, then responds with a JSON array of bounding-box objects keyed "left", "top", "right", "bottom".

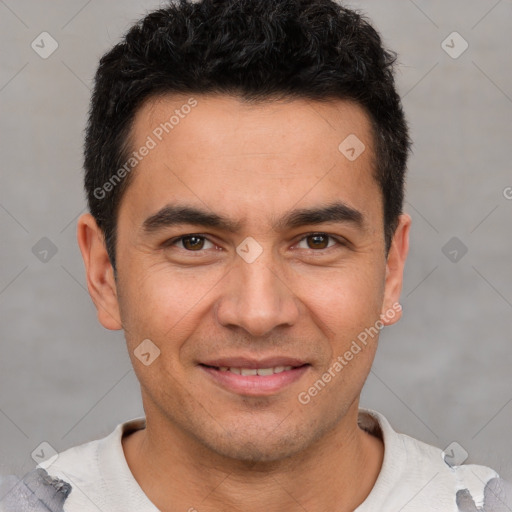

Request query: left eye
[
  {"left": 296, "top": 233, "right": 340, "bottom": 250},
  {"left": 171, "top": 235, "right": 215, "bottom": 251}
]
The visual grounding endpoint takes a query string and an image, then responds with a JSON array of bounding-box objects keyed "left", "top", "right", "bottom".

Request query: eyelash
[{"left": 164, "top": 232, "right": 346, "bottom": 253}]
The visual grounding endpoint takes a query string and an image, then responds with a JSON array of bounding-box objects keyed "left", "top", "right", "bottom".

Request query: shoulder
[
  {"left": 46, "top": 418, "right": 145, "bottom": 478},
  {"left": 43, "top": 418, "right": 145, "bottom": 510},
  {"left": 0, "top": 418, "right": 146, "bottom": 512},
  {"left": 357, "top": 409, "right": 509, "bottom": 511},
  {"left": 402, "top": 430, "right": 500, "bottom": 506}
]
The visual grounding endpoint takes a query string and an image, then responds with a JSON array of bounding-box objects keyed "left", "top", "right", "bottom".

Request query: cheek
[
  {"left": 300, "top": 267, "right": 384, "bottom": 394},
  {"left": 118, "top": 263, "right": 225, "bottom": 347},
  {"left": 293, "top": 260, "right": 385, "bottom": 328},
  {"left": 293, "top": 265, "right": 385, "bottom": 383}
]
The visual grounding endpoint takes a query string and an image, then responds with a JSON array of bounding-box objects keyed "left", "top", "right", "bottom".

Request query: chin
[{"left": 194, "top": 419, "right": 326, "bottom": 465}]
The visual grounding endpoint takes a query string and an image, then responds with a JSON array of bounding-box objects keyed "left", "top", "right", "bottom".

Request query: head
[{"left": 78, "top": 0, "right": 411, "bottom": 463}]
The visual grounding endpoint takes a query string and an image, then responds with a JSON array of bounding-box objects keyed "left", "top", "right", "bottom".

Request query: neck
[{"left": 122, "top": 402, "right": 384, "bottom": 512}]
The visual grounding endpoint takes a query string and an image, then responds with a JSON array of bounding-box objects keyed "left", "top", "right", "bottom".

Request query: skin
[{"left": 77, "top": 94, "right": 410, "bottom": 512}]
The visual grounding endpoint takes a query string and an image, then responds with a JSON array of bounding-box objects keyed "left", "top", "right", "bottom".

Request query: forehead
[{"left": 119, "top": 93, "right": 381, "bottom": 228}]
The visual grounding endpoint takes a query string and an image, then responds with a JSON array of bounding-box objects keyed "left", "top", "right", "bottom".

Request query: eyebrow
[{"left": 142, "top": 201, "right": 364, "bottom": 234}]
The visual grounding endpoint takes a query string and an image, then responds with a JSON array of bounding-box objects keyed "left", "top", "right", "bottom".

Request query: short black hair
[{"left": 84, "top": 0, "right": 410, "bottom": 273}]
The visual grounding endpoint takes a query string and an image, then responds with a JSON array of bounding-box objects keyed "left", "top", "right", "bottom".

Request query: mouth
[
  {"left": 201, "top": 363, "right": 304, "bottom": 375},
  {"left": 198, "top": 362, "right": 311, "bottom": 396}
]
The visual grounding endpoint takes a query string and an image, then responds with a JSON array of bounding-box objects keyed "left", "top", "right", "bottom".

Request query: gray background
[{"left": 1, "top": 0, "right": 511, "bottom": 480}]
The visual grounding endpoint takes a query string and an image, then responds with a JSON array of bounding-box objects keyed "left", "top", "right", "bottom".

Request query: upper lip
[{"left": 200, "top": 357, "right": 308, "bottom": 369}]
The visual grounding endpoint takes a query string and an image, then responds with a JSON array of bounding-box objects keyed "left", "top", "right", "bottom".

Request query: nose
[{"left": 214, "top": 251, "right": 301, "bottom": 338}]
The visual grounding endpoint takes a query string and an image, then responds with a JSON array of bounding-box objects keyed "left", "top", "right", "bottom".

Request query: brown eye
[
  {"left": 306, "top": 234, "right": 330, "bottom": 249},
  {"left": 296, "top": 233, "right": 340, "bottom": 251},
  {"left": 181, "top": 235, "right": 206, "bottom": 250},
  {"left": 167, "top": 235, "right": 216, "bottom": 251}
]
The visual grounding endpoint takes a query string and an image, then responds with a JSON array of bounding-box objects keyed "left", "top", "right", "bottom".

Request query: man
[{"left": 1, "top": 0, "right": 510, "bottom": 510}]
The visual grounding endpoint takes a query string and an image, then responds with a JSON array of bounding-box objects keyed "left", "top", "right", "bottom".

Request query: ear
[
  {"left": 380, "top": 213, "right": 411, "bottom": 326},
  {"left": 77, "top": 213, "right": 123, "bottom": 330}
]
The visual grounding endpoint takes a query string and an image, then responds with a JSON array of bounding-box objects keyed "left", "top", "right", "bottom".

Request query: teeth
[
  {"left": 216, "top": 365, "right": 295, "bottom": 375},
  {"left": 241, "top": 368, "right": 258, "bottom": 376}
]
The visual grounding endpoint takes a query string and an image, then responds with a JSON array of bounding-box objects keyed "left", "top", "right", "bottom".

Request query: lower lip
[{"left": 199, "top": 364, "right": 310, "bottom": 396}]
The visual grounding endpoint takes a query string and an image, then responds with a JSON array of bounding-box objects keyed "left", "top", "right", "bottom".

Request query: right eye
[{"left": 165, "top": 234, "right": 217, "bottom": 252}]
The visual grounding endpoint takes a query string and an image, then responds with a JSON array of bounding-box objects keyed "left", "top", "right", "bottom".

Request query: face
[{"left": 78, "top": 94, "right": 409, "bottom": 463}]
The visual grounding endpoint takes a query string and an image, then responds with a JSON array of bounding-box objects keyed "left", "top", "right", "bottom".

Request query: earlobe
[
  {"left": 381, "top": 213, "right": 411, "bottom": 326},
  {"left": 76, "top": 213, "right": 123, "bottom": 331}
]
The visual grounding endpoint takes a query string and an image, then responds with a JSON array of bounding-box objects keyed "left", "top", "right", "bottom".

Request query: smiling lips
[
  {"left": 199, "top": 357, "right": 310, "bottom": 395},
  {"left": 216, "top": 365, "right": 295, "bottom": 375}
]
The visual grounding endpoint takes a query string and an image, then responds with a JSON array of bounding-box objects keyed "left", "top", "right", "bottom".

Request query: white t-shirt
[{"left": 6, "top": 409, "right": 509, "bottom": 511}]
